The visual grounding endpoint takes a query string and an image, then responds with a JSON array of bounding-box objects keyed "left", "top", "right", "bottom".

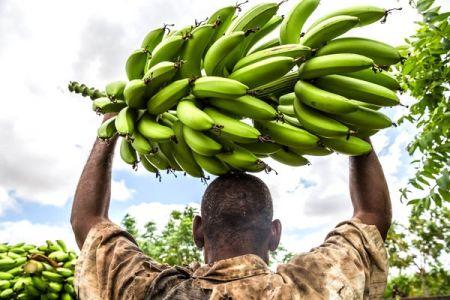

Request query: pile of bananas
[
  {"left": 0, "top": 241, "right": 76, "bottom": 299},
  {"left": 69, "top": 0, "right": 403, "bottom": 179}
]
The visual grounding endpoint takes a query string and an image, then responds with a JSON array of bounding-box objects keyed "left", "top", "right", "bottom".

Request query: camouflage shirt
[{"left": 75, "top": 219, "right": 387, "bottom": 299}]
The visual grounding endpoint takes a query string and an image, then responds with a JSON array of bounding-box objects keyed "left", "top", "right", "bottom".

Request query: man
[{"left": 71, "top": 114, "right": 391, "bottom": 299}]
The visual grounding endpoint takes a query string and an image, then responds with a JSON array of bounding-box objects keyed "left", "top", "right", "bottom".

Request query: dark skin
[{"left": 71, "top": 116, "right": 391, "bottom": 262}]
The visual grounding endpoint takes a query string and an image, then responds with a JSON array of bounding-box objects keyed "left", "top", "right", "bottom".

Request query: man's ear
[
  {"left": 269, "top": 219, "right": 282, "bottom": 252},
  {"left": 192, "top": 215, "right": 204, "bottom": 249}
]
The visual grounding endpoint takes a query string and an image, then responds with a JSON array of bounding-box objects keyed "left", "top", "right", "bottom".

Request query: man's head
[{"left": 193, "top": 173, "right": 282, "bottom": 264}]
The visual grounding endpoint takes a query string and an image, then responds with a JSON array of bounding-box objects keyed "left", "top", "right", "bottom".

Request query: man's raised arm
[
  {"left": 349, "top": 139, "right": 392, "bottom": 240},
  {"left": 71, "top": 114, "right": 118, "bottom": 249}
]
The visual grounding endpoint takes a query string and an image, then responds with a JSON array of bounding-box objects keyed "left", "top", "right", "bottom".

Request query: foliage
[
  {"left": 397, "top": 0, "right": 450, "bottom": 213},
  {"left": 385, "top": 206, "right": 450, "bottom": 297}
]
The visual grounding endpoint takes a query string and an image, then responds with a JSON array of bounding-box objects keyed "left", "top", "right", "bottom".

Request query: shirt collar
[{"left": 192, "top": 254, "right": 271, "bottom": 282}]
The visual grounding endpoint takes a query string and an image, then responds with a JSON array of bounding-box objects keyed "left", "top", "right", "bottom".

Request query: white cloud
[
  {"left": 111, "top": 179, "right": 135, "bottom": 202},
  {"left": 0, "top": 187, "right": 19, "bottom": 217}
]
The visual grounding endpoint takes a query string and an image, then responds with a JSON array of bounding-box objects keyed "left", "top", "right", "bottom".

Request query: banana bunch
[
  {"left": 69, "top": 0, "right": 404, "bottom": 180},
  {"left": 0, "top": 241, "right": 77, "bottom": 299}
]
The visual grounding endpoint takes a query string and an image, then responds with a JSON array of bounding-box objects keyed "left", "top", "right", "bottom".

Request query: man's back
[{"left": 75, "top": 219, "right": 387, "bottom": 299}]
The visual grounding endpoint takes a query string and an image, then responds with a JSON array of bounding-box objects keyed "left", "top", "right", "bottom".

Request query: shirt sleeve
[
  {"left": 74, "top": 220, "right": 169, "bottom": 300},
  {"left": 277, "top": 219, "right": 388, "bottom": 299}
]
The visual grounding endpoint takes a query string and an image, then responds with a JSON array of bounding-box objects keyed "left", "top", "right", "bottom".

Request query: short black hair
[{"left": 201, "top": 173, "right": 273, "bottom": 248}]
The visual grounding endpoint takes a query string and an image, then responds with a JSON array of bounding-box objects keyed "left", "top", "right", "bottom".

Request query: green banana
[
  {"left": 343, "top": 68, "right": 401, "bottom": 91},
  {"left": 322, "top": 136, "right": 372, "bottom": 156},
  {"left": 192, "top": 77, "right": 248, "bottom": 99},
  {"left": 248, "top": 38, "right": 279, "bottom": 54},
  {"left": 279, "top": 92, "right": 295, "bottom": 106},
  {"left": 241, "top": 160, "right": 269, "bottom": 173},
  {"left": 238, "top": 141, "right": 281, "bottom": 155},
  {"left": 315, "top": 75, "right": 400, "bottom": 106},
  {"left": 139, "top": 154, "right": 160, "bottom": 174},
  {"left": 183, "top": 126, "right": 223, "bottom": 156},
  {"left": 208, "top": 95, "right": 278, "bottom": 120},
  {"left": 349, "top": 99, "right": 381, "bottom": 111},
  {"left": 204, "top": 31, "right": 247, "bottom": 76},
  {"left": 291, "top": 145, "right": 333, "bottom": 156},
  {"left": 141, "top": 26, "right": 166, "bottom": 52},
  {"left": 293, "top": 97, "right": 349, "bottom": 137},
  {"left": 0, "top": 289, "right": 13, "bottom": 298},
  {"left": 192, "top": 153, "right": 229, "bottom": 176},
  {"left": 97, "top": 117, "right": 117, "bottom": 140},
  {"left": 69, "top": 82, "right": 105, "bottom": 100},
  {"left": 255, "top": 120, "right": 319, "bottom": 148},
  {"left": 148, "top": 35, "right": 185, "bottom": 69},
  {"left": 316, "top": 37, "right": 402, "bottom": 66},
  {"left": 123, "top": 79, "right": 148, "bottom": 109},
  {"left": 178, "top": 24, "right": 216, "bottom": 78},
  {"left": 204, "top": 107, "right": 261, "bottom": 143},
  {"left": 278, "top": 105, "right": 294, "bottom": 116},
  {"left": 115, "top": 107, "right": 137, "bottom": 137},
  {"left": 143, "top": 61, "right": 180, "bottom": 96},
  {"left": 0, "top": 272, "right": 13, "bottom": 280},
  {"left": 229, "top": 56, "right": 294, "bottom": 89},
  {"left": 32, "top": 276, "right": 48, "bottom": 292},
  {"left": 64, "top": 282, "right": 75, "bottom": 295},
  {"left": 233, "top": 44, "right": 310, "bottom": 71},
  {"left": 298, "top": 53, "right": 374, "bottom": 79},
  {"left": 282, "top": 114, "right": 302, "bottom": 127},
  {"left": 126, "top": 49, "right": 148, "bottom": 80},
  {"left": 217, "top": 144, "right": 260, "bottom": 169},
  {"left": 279, "top": 0, "right": 320, "bottom": 44},
  {"left": 137, "top": 114, "right": 175, "bottom": 141},
  {"left": 48, "top": 251, "right": 69, "bottom": 262},
  {"left": 270, "top": 148, "right": 309, "bottom": 166},
  {"left": 331, "top": 106, "right": 393, "bottom": 130},
  {"left": 42, "top": 271, "right": 63, "bottom": 283},
  {"left": 0, "top": 280, "right": 10, "bottom": 289},
  {"left": 46, "top": 292, "right": 60, "bottom": 300},
  {"left": 131, "top": 131, "right": 154, "bottom": 154},
  {"left": 56, "top": 240, "right": 67, "bottom": 252},
  {"left": 105, "top": 81, "right": 127, "bottom": 101},
  {"left": 171, "top": 121, "right": 204, "bottom": 178},
  {"left": 308, "top": 5, "right": 388, "bottom": 30},
  {"left": 92, "top": 98, "right": 126, "bottom": 114},
  {"left": 241, "top": 14, "right": 284, "bottom": 56},
  {"left": 48, "top": 282, "right": 63, "bottom": 293},
  {"left": 300, "top": 16, "right": 359, "bottom": 49},
  {"left": 294, "top": 80, "right": 357, "bottom": 114},
  {"left": 144, "top": 145, "right": 171, "bottom": 170},
  {"left": 147, "top": 79, "right": 190, "bottom": 115},
  {"left": 207, "top": 6, "right": 237, "bottom": 45},
  {"left": 120, "top": 138, "right": 138, "bottom": 166},
  {"left": 252, "top": 71, "right": 298, "bottom": 99},
  {"left": 158, "top": 142, "right": 183, "bottom": 171},
  {"left": 354, "top": 128, "right": 379, "bottom": 139},
  {"left": 177, "top": 99, "right": 215, "bottom": 131}
]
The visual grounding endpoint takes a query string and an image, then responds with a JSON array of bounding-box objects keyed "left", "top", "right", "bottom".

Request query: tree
[{"left": 397, "top": 0, "right": 450, "bottom": 213}]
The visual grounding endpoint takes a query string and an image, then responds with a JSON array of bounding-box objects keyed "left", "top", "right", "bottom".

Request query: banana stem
[
  {"left": 68, "top": 81, "right": 105, "bottom": 101},
  {"left": 381, "top": 8, "right": 403, "bottom": 24},
  {"left": 235, "top": 0, "right": 249, "bottom": 12}
]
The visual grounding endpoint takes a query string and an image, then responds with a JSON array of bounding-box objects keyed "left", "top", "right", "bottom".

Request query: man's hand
[
  {"left": 349, "top": 138, "right": 392, "bottom": 240},
  {"left": 71, "top": 113, "right": 118, "bottom": 248}
]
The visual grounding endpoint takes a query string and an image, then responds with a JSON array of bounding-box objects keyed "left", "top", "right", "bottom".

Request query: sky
[{"left": 0, "top": 0, "right": 444, "bottom": 258}]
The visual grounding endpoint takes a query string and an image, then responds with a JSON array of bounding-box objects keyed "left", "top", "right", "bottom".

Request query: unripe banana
[
  {"left": 316, "top": 37, "right": 402, "bottom": 66},
  {"left": 315, "top": 75, "right": 400, "bottom": 106},
  {"left": 141, "top": 26, "right": 166, "bottom": 52},
  {"left": 239, "top": 141, "right": 281, "bottom": 155},
  {"left": 137, "top": 114, "right": 175, "bottom": 142},
  {"left": 217, "top": 144, "right": 260, "bottom": 169},
  {"left": 139, "top": 154, "right": 159, "bottom": 174},
  {"left": 300, "top": 16, "right": 359, "bottom": 49},
  {"left": 69, "top": 81, "right": 106, "bottom": 100},
  {"left": 144, "top": 145, "right": 171, "bottom": 170},
  {"left": 354, "top": 128, "right": 379, "bottom": 139},
  {"left": 143, "top": 61, "right": 180, "bottom": 96},
  {"left": 61, "top": 293, "right": 74, "bottom": 300},
  {"left": 208, "top": 95, "right": 278, "bottom": 120},
  {"left": 147, "top": 79, "right": 190, "bottom": 115},
  {"left": 192, "top": 77, "right": 248, "bottom": 99},
  {"left": 0, "top": 272, "right": 13, "bottom": 280},
  {"left": 192, "top": 153, "right": 230, "bottom": 176},
  {"left": 31, "top": 276, "right": 47, "bottom": 291},
  {"left": 252, "top": 71, "right": 298, "bottom": 99},
  {"left": 279, "top": 0, "right": 320, "bottom": 44},
  {"left": 42, "top": 271, "right": 64, "bottom": 282},
  {"left": 322, "top": 136, "right": 372, "bottom": 156},
  {"left": 308, "top": 5, "right": 387, "bottom": 30},
  {"left": 0, "top": 289, "right": 13, "bottom": 298},
  {"left": 204, "top": 107, "right": 261, "bottom": 143},
  {"left": 279, "top": 92, "right": 295, "bottom": 106},
  {"left": 278, "top": 105, "right": 294, "bottom": 116},
  {"left": 241, "top": 160, "right": 269, "bottom": 173},
  {"left": 56, "top": 240, "right": 67, "bottom": 252},
  {"left": 241, "top": 15, "right": 284, "bottom": 57},
  {"left": 64, "top": 282, "right": 75, "bottom": 295},
  {"left": 229, "top": 56, "right": 295, "bottom": 89},
  {"left": 331, "top": 106, "right": 393, "bottom": 130},
  {"left": 282, "top": 114, "right": 302, "bottom": 127},
  {"left": 171, "top": 121, "right": 204, "bottom": 178},
  {"left": 183, "top": 126, "right": 223, "bottom": 156},
  {"left": 204, "top": 31, "right": 247, "bottom": 76},
  {"left": 177, "top": 99, "right": 215, "bottom": 131},
  {"left": 348, "top": 99, "right": 381, "bottom": 111},
  {"left": 92, "top": 98, "right": 126, "bottom": 114},
  {"left": 46, "top": 292, "right": 60, "bottom": 300},
  {"left": 123, "top": 79, "right": 148, "bottom": 109},
  {"left": 115, "top": 107, "right": 137, "bottom": 137},
  {"left": 48, "top": 250, "right": 69, "bottom": 262},
  {"left": 158, "top": 142, "right": 183, "bottom": 171},
  {"left": 343, "top": 68, "right": 401, "bottom": 91},
  {"left": 131, "top": 131, "right": 154, "bottom": 154},
  {"left": 298, "top": 53, "right": 374, "bottom": 79},
  {"left": 207, "top": 6, "right": 237, "bottom": 45},
  {"left": 234, "top": 44, "right": 310, "bottom": 71},
  {"left": 0, "top": 280, "right": 10, "bottom": 289},
  {"left": 48, "top": 282, "right": 63, "bottom": 293},
  {"left": 248, "top": 38, "right": 279, "bottom": 54},
  {"left": 126, "top": 49, "right": 148, "bottom": 80},
  {"left": 293, "top": 97, "right": 349, "bottom": 137},
  {"left": 295, "top": 80, "right": 357, "bottom": 114},
  {"left": 120, "top": 138, "right": 138, "bottom": 166},
  {"left": 56, "top": 267, "right": 73, "bottom": 278},
  {"left": 270, "top": 147, "right": 309, "bottom": 166},
  {"left": 178, "top": 24, "right": 216, "bottom": 78},
  {"left": 291, "top": 145, "right": 333, "bottom": 156},
  {"left": 148, "top": 35, "right": 185, "bottom": 69},
  {"left": 105, "top": 81, "right": 127, "bottom": 101},
  {"left": 255, "top": 120, "right": 319, "bottom": 148},
  {"left": 97, "top": 117, "right": 117, "bottom": 140}
]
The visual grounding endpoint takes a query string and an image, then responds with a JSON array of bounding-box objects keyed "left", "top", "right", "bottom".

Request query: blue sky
[{"left": 0, "top": 0, "right": 441, "bottom": 256}]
